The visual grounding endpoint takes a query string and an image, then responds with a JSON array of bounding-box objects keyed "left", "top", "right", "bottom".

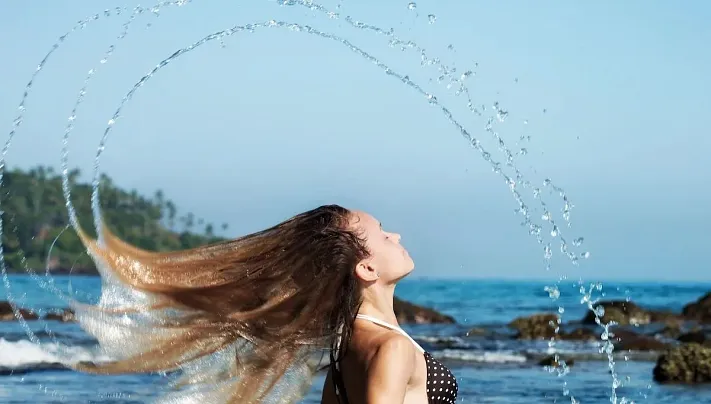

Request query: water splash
[
  {"left": 0, "top": 1, "right": 188, "bottom": 401},
  {"left": 1, "top": 0, "right": 628, "bottom": 402}
]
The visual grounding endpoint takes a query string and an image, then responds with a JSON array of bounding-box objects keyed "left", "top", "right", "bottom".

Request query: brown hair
[{"left": 70, "top": 204, "right": 369, "bottom": 403}]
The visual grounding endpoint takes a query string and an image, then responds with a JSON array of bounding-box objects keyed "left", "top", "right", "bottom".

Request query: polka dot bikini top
[{"left": 333, "top": 314, "right": 458, "bottom": 404}]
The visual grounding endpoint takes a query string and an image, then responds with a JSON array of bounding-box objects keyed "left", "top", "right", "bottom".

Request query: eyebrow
[{"left": 379, "top": 222, "right": 383, "bottom": 229}]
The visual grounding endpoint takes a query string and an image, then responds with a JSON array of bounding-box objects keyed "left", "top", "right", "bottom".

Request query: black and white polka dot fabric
[
  {"left": 424, "top": 351, "right": 458, "bottom": 404},
  {"left": 348, "top": 314, "right": 459, "bottom": 403}
]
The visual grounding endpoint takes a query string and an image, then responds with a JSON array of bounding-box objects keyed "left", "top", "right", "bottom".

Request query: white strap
[{"left": 355, "top": 314, "right": 425, "bottom": 353}]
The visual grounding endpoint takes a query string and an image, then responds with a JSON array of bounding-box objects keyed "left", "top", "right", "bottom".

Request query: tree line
[{"left": 1, "top": 166, "right": 226, "bottom": 274}]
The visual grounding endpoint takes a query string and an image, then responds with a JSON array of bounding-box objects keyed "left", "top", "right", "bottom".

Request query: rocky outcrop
[
  {"left": 683, "top": 292, "right": 711, "bottom": 323},
  {"left": 677, "top": 331, "right": 711, "bottom": 347},
  {"left": 393, "top": 297, "right": 456, "bottom": 324},
  {"left": 582, "top": 300, "right": 680, "bottom": 326},
  {"left": 43, "top": 308, "right": 76, "bottom": 322},
  {"left": 653, "top": 343, "right": 711, "bottom": 384},
  {"left": 560, "top": 327, "right": 597, "bottom": 342},
  {"left": 657, "top": 324, "right": 683, "bottom": 339},
  {"left": 1, "top": 301, "right": 76, "bottom": 322},
  {"left": 509, "top": 313, "right": 559, "bottom": 339},
  {"left": 0, "top": 301, "right": 39, "bottom": 321},
  {"left": 613, "top": 329, "right": 670, "bottom": 352},
  {"left": 508, "top": 312, "right": 672, "bottom": 352}
]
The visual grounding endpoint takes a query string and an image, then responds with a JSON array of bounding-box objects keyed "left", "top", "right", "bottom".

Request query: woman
[{"left": 71, "top": 204, "right": 458, "bottom": 403}]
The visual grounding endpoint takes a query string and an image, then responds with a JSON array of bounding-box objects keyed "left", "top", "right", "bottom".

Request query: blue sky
[{"left": 0, "top": 0, "right": 709, "bottom": 281}]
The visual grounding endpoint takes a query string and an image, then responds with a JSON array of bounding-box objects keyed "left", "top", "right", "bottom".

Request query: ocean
[{"left": 2, "top": 274, "right": 711, "bottom": 403}]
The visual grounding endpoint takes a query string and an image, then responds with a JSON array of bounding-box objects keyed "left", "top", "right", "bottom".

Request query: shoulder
[
  {"left": 369, "top": 332, "right": 417, "bottom": 377},
  {"left": 374, "top": 332, "right": 417, "bottom": 360},
  {"left": 364, "top": 333, "right": 417, "bottom": 401}
]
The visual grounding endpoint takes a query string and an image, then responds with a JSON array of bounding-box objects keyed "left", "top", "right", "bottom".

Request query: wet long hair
[{"left": 70, "top": 204, "right": 369, "bottom": 403}]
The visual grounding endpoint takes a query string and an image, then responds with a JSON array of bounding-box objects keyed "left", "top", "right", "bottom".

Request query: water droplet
[
  {"left": 519, "top": 148, "right": 528, "bottom": 156},
  {"left": 573, "top": 237, "right": 584, "bottom": 246},
  {"left": 428, "top": 14, "right": 436, "bottom": 24},
  {"left": 544, "top": 245, "right": 553, "bottom": 259},
  {"left": 523, "top": 119, "right": 528, "bottom": 125},
  {"left": 544, "top": 285, "right": 560, "bottom": 299},
  {"left": 407, "top": 2, "right": 417, "bottom": 10},
  {"left": 107, "top": 119, "right": 115, "bottom": 126},
  {"left": 447, "top": 44, "right": 454, "bottom": 50},
  {"left": 558, "top": 307, "right": 565, "bottom": 314},
  {"left": 550, "top": 226, "right": 558, "bottom": 237},
  {"left": 581, "top": 251, "right": 591, "bottom": 259},
  {"left": 541, "top": 211, "right": 551, "bottom": 221}
]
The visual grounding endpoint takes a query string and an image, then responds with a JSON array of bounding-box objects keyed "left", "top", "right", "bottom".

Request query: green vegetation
[{"left": 0, "top": 166, "right": 227, "bottom": 274}]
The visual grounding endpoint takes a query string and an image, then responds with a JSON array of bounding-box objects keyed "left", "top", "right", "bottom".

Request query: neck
[{"left": 358, "top": 282, "right": 399, "bottom": 326}]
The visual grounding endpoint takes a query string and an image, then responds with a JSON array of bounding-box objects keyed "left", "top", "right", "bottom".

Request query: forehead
[{"left": 349, "top": 210, "right": 380, "bottom": 232}]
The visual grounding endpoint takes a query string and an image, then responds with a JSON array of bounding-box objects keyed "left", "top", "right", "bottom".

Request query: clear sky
[{"left": 0, "top": 0, "right": 709, "bottom": 281}]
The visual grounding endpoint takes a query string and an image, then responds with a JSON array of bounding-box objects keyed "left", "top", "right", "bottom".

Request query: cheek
[{"left": 372, "top": 245, "right": 406, "bottom": 270}]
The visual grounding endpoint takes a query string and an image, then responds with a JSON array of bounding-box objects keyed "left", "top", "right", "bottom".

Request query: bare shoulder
[
  {"left": 371, "top": 332, "right": 417, "bottom": 366},
  {"left": 365, "top": 332, "right": 417, "bottom": 403}
]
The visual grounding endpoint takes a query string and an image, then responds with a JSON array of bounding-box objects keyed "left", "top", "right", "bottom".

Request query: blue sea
[{"left": 2, "top": 274, "right": 711, "bottom": 403}]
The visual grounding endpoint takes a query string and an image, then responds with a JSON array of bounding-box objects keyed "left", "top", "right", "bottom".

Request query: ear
[{"left": 354, "top": 260, "right": 379, "bottom": 282}]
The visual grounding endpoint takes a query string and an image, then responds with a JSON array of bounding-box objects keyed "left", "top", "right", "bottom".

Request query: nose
[{"left": 391, "top": 232, "right": 402, "bottom": 243}]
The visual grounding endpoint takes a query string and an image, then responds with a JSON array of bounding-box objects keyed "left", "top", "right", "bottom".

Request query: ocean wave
[
  {"left": 0, "top": 338, "right": 107, "bottom": 375},
  {"left": 431, "top": 349, "right": 528, "bottom": 363}
]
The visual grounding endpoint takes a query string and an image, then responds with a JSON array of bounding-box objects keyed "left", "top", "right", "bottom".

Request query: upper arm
[{"left": 365, "top": 335, "right": 416, "bottom": 404}]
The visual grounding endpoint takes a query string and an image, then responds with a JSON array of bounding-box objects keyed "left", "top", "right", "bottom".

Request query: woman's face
[{"left": 349, "top": 210, "right": 414, "bottom": 283}]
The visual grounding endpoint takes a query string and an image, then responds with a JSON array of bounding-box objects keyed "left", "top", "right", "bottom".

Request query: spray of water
[{"left": 0, "top": 1, "right": 633, "bottom": 402}]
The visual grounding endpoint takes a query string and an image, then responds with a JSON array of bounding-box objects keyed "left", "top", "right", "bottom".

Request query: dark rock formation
[
  {"left": 393, "top": 297, "right": 456, "bottom": 324},
  {"left": 44, "top": 308, "right": 76, "bottom": 322},
  {"left": 560, "top": 327, "right": 597, "bottom": 342},
  {"left": 613, "top": 329, "right": 670, "bottom": 352},
  {"left": 657, "top": 324, "right": 683, "bottom": 339},
  {"left": 683, "top": 292, "right": 711, "bottom": 323},
  {"left": 0, "top": 301, "right": 38, "bottom": 321},
  {"left": 509, "top": 313, "right": 559, "bottom": 339},
  {"left": 582, "top": 300, "right": 679, "bottom": 326},
  {"left": 677, "top": 330, "right": 711, "bottom": 347},
  {"left": 653, "top": 343, "right": 711, "bottom": 384},
  {"left": 465, "top": 327, "right": 488, "bottom": 337}
]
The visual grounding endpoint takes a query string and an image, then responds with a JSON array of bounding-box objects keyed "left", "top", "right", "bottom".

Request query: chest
[{"left": 423, "top": 352, "right": 458, "bottom": 404}]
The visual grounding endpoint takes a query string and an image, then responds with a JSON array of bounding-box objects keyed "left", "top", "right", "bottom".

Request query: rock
[
  {"left": 614, "top": 329, "right": 670, "bottom": 352},
  {"left": 509, "top": 313, "right": 559, "bottom": 340},
  {"left": 464, "top": 327, "right": 488, "bottom": 337},
  {"left": 43, "top": 308, "right": 75, "bottom": 322},
  {"left": 657, "top": 324, "right": 683, "bottom": 339},
  {"left": 393, "top": 297, "right": 455, "bottom": 324},
  {"left": 582, "top": 300, "right": 679, "bottom": 326},
  {"left": 683, "top": 292, "right": 711, "bottom": 323},
  {"left": 653, "top": 343, "right": 711, "bottom": 384},
  {"left": 0, "top": 301, "right": 38, "bottom": 321},
  {"left": 538, "top": 354, "right": 575, "bottom": 368},
  {"left": 561, "top": 327, "right": 598, "bottom": 342},
  {"left": 678, "top": 331, "right": 710, "bottom": 345}
]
